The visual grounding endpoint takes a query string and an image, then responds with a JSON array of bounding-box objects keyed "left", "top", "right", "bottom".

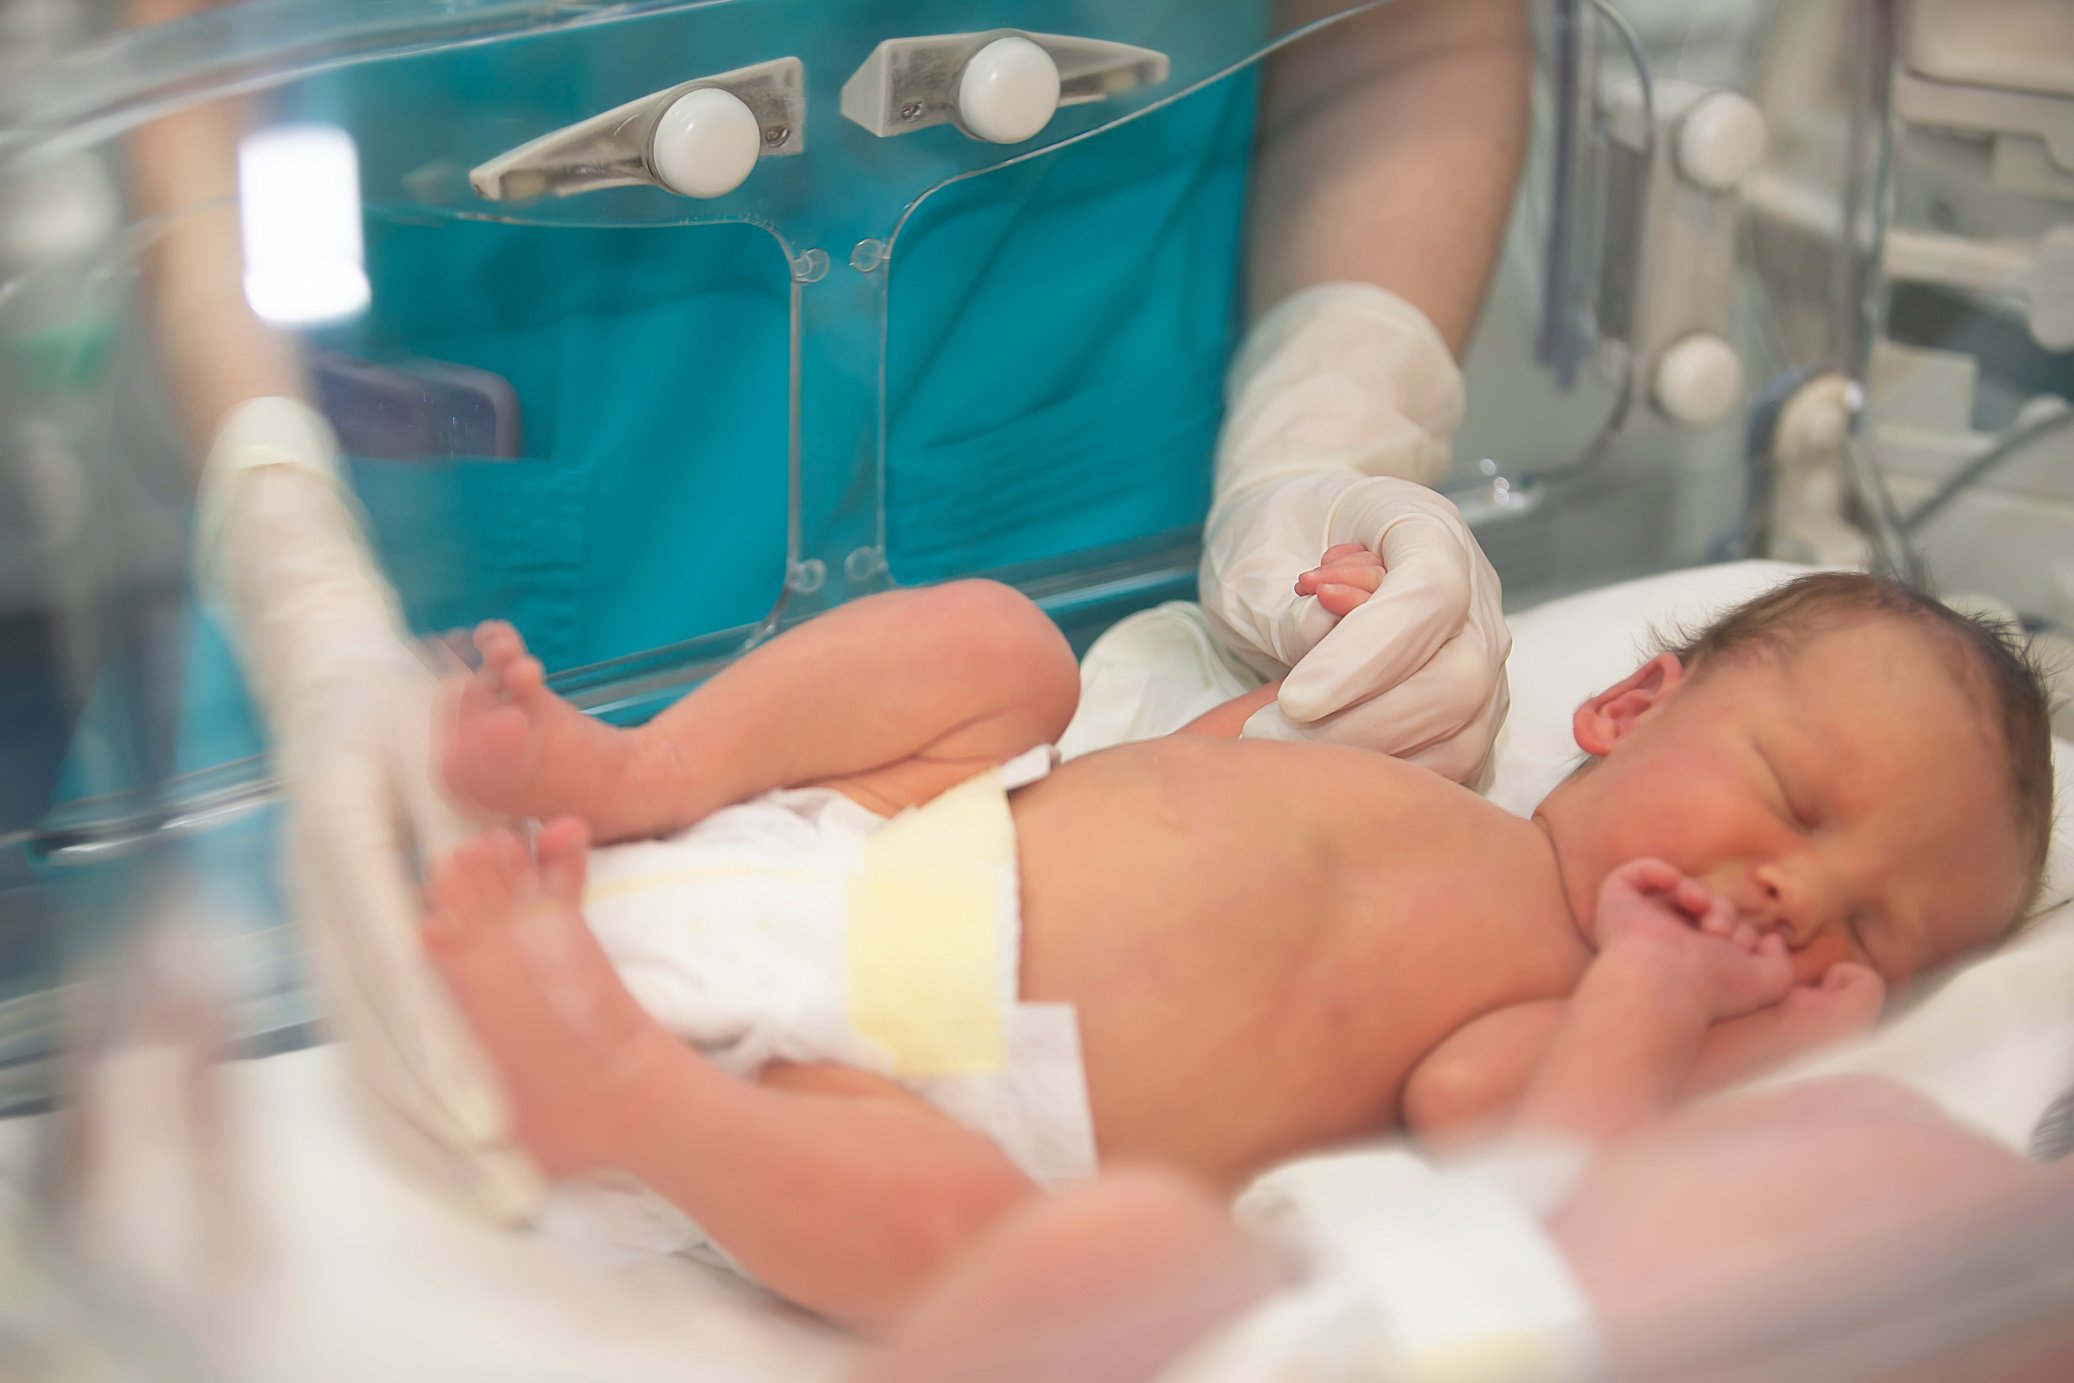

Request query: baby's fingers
[
  {"left": 1610, "top": 857, "right": 1684, "bottom": 896},
  {"left": 1667, "top": 874, "right": 1716, "bottom": 919},
  {"left": 1315, "top": 582, "right": 1378, "bottom": 618},
  {"left": 1318, "top": 542, "right": 1379, "bottom": 569},
  {"left": 1296, "top": 562, "right": 1384, "bottom": 596}
]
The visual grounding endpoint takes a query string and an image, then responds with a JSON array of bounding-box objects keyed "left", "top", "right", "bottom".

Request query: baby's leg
[
  {"left": 443, "top": 580, "right": 1079, "bottom": 841},
  {"left": 423, "top": 821, "right": 1038, "bottom": 1325},
  {"left": 859, "top": 1171, "right": 1289, "bottom": 1383}
]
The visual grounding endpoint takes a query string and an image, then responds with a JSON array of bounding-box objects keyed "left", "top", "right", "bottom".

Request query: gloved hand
[
  {"left": 202, "top": 398, "right": 542, "bottom": 1221},
  {"left": 1198, "top": 283, "right": 1510, "bottom": 786}
]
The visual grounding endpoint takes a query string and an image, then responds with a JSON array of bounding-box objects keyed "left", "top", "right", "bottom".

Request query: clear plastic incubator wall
[{"left": 1, "top": 0, "right": 2071, "bottom": 1378}]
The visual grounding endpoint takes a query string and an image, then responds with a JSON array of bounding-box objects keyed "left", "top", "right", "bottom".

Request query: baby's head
[{"left": 1535, "top": 573, "right": 2055, "bottom": 986}]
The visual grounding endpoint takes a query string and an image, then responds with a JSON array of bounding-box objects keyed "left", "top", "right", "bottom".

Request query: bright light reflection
[{"left": 237, "top": 124, "right": 370, "bottom": 325}]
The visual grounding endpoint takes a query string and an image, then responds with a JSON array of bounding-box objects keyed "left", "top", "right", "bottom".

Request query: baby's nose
[{"left": 1751, "top": 864, "right": 1821, "bottom": 947}]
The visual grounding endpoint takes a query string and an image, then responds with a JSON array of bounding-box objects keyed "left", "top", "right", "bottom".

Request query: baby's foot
[
  {"left": 423, "top": 819, "right": 666, "bottom": 1178},
  {"left": 440, "top": 621, "right": 633, "bottom": 829}
]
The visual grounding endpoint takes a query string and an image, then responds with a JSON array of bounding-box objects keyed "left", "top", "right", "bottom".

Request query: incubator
[{"left": 1, "top": 0, "right": 2071, "bottom": 1377}]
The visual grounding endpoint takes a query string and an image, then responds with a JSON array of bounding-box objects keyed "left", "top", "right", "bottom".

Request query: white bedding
[{"left": 8, "top": 560, "right": 2068, "bottom": 1380}]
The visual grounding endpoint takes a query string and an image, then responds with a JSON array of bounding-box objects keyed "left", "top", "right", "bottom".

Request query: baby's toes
[
  {"left": 486, "top": 828, "right": 539, "bottom": 896},
  {"left": 501, "top": 653, "right": 549, "bottom": 705},
  {"left": 448, "top": 646, "right": 502, "bottom": 714},
  {"left": 474, "top": 621, "right": 527, "bottom": 675},
  {"left": 535, "top": 817, "right": 591, "bottom": 906}
]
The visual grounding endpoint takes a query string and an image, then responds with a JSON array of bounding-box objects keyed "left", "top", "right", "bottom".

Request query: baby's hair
[{"left": 1653, "top": 571, "right": 2057, "bottom": 921}]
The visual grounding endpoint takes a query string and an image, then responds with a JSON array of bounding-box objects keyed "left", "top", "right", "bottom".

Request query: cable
[{"left": 1899, "top": 405, "right": 2074, "bottom": 536}]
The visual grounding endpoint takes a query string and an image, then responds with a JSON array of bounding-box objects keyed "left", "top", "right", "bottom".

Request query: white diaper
[
  {"left": 540, "top": 746, "right": 1098, "bottom": 1263},
  {"left": 1162, "top": 1150, "right": 1600, "bottom": 1383}
]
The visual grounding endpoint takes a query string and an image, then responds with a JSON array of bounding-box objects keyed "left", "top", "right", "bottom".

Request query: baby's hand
[
  {"left": 1293, "top": 543, "right": 1384, "bottom": 618},
  {"left": 1594, "top": 858, "right": 1795, "bottom": 1022},
  {"left": 1773, "top": 961, "right": 1887, "bottom": 1043}
]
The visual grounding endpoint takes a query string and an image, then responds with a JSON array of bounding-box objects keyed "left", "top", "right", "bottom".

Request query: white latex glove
[
  {"left": 1199, "top": 283, "right": 1510, "bottom": 786},
  {"left": 201, "top": 398, "right": 542, "bottom": 1222}
]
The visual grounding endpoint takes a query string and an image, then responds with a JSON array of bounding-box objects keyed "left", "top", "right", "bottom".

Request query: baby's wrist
[{"left": 1589, "top": 937, "right": 1714, "bottom": 1009}]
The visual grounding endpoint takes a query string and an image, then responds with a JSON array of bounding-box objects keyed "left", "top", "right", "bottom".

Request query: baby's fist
[
  {"left": 1775, "top": 961, "right": 1886, "bottom": 1044},
  {"left": 1593, "top": 858, "right": 1795, "bottom": 1021},
  {"left": 1293, "top": 543, "right": 1384, "bottom": 618}
]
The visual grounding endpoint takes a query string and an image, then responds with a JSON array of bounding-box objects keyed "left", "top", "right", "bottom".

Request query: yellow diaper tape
[{"left": 845, "top": 767, "right": 1015, "bottom": 1078}]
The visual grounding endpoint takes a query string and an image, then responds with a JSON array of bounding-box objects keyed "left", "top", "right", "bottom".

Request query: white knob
[
  {"left": 650, "top": 87, "right": 762, "bottom": 198},
  {"left": 958, "top": 36, "right": 1061, "bottom": 144},
  {"left": 1676, "top": 91, "right": 1766, "bottom": 192},
  {"left": 1652, "top": 333, "right": 1744, "bottom": 426}
]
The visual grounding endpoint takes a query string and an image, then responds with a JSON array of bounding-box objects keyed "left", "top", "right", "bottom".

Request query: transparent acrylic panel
[
  {"left": 3, "top": 0, "right": 1433, "bottom": 831},
  {"left": 3, "top": 5, "right": 2074, "bottom": 1378},
  {"left": 1444, "top": 1, "right": 1891, "bottom": 607},
  {"left": 878, "top": 3, "right": 1276, "bottom": 601}
]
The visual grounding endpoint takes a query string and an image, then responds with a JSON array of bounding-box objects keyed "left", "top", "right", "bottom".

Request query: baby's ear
[{"left": 1573, "top": 653, "right": 1684, "bottom": 755}]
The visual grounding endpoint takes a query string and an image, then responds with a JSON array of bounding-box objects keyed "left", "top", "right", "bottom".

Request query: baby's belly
[{"left": 1009, "top": 761, "right": 1429, "bottom": 1183}]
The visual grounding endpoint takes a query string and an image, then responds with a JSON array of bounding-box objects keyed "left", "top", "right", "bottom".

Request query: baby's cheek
[{"left": 1791, "top": 933, "right": 1851, "bottom": 986}]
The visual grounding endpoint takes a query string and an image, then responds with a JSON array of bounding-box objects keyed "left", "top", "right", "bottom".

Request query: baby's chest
[{"left": 1322, "top": 865, "right": 1582, "bottom": 1020}]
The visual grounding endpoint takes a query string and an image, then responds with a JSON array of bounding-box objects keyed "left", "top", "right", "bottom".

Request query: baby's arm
[
  {"left": 1406, "top": 861, "right": 1802, "bottom": 1143},
  {"left": 1680, "top": 964, "right": 1885, "bottom": 1095},
  {"left": 1404, "top": 962, "right": 1884, "bottom": 1145},
  {"left": 1513, "top": 859, "right": 1794, "bottom": 1140}
]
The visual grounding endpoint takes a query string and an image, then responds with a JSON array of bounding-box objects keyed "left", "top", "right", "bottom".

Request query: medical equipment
[{"left": 4, "top": 0, "right": 2074, "bottom": 1375}]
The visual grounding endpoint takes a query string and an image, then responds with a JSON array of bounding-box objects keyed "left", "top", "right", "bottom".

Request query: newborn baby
[{"left": 421, "top": 569, "right": 2054, "bottom": 1323}]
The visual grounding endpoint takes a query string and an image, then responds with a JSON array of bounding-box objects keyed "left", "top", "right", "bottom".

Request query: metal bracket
[
  {"left": 840, "top": 29, "right": 1166, "bottom": 140},
  {"left": 470, "top": 56, "right": 804, "bottom": 203}
]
